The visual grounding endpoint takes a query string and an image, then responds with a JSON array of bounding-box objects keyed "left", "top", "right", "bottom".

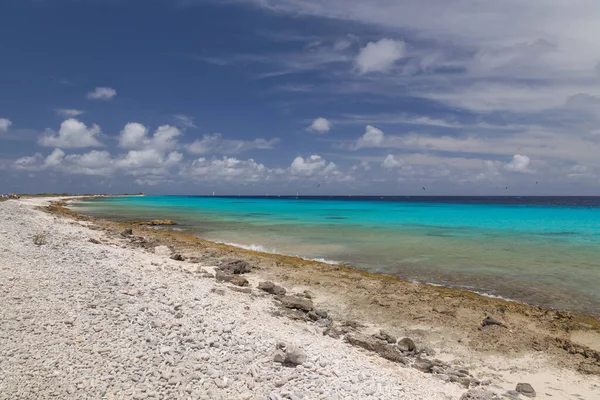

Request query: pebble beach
[{"left": 1, "top": 197, "right": 599, "bottom": 400}]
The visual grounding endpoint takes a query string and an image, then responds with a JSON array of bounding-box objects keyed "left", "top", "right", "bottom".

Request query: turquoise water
[{"left": 72, "top": 196, "right": 600, "bottom": 316}]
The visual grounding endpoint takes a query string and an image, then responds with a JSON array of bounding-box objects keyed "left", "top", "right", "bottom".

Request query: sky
[{"left": 1, "top": 0, "right": 600, "bottom": 195}]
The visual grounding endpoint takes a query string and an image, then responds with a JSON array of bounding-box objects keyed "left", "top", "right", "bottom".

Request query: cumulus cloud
[
  {"left": 382, "top": 154, "right": 402, "bottom": 168},
  {"left": 56, "top": 109, "right": 85, "bottom": 118},
  {"left": 14, "top": 153, "right": 44, "bottom": 171},
  {"left": 290, "top": 154, "right": 338, "bottom": 178},
  {"left": 183, "top": 157, "right": 268, "bottom": 182},
  {"left": 38, "top": 119, "right": 103, "bottom": 148},
  {"left": 119, "top": 123, "right": 182, "bottom": 152},
  {"left": 65, "top": 150, "right": 115, "bottom": 176},
  {"left": 355, "top": 38, "right": 406, "bottom": 74},
  {"left": 354, "top": 125, "right": 386, "bottom": 149},
  {"left": 307, "top": 117, "right": 331, "bottom": 133},
  {"left": 504, "top": 154, "right": 533, "bottom": 173},
  {"left": 87, "top": 87, "right": 117, "bottom": 100},
  {"left": 174, "top": 114, "right": 197, "bottom": 129},
  {"left": 0, "top": 118, "right": 12, "bottom": 133},
  {"left": 44, "top": 148, "right": 65, "bottom": 167},
  {"left": 186, "top": 133, "right": 279, "bottom": 155}
]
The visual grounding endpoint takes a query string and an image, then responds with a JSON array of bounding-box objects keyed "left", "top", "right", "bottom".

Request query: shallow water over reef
[{"left": 72, "top": 195, "right": 600, "bottom": 316}]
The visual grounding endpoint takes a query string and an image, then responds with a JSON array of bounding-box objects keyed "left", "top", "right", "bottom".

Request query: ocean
[{"left": 71, "top": 196, "right": 600, "bottom": 317}]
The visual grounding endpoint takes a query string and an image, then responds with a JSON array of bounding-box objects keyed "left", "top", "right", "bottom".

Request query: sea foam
[{"left": 217, "top": 241, "right": 340, "bottom": 265}]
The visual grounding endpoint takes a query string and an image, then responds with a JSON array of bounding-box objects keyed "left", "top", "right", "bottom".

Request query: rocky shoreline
[{"left": 1, "top": 197, "right": 599, "bottom": 399}]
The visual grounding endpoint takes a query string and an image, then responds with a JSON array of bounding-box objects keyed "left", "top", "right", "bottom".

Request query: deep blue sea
[{"left": 71, "top": 196, "right": 600, "bottom": 316}]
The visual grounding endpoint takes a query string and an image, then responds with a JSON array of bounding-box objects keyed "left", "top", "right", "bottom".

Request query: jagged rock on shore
[
  {"left": 273, "top": 342, "right": 307, "bottom": 366},
  {"left": 412, "top": 358, "right": 434, "bottom": 373},
  {"left": 170, "top": 254, "right": 185, "bottom": 261},
  {"left": 219, "top": 259, "right": 252, "bottom": 275},
  {"left": 398, "top": 337, "right": 417, "bottom": 353},
  {"left": 516, "top": 383, "right": 536, "bottom": 398},
  {"left": 481, "top": 316, "right": 506, "bottom": 328},
  {"left": 277, "top": 295, "right": 314, "bottom": 312},
  {"left": 373, "top": 330, "right": 397, "bottom": 344},
  {"left": 258, "top": 281, "right": 287, "bottom": 295},
  {"left": 345, "top": 333, "right": 408, "bottom": 364}
]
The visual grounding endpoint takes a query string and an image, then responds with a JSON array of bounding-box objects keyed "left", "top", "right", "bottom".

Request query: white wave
[
  {"left": 412, "top": 279, "right": 522, "bottom": 304},
  {"left": 215, "top": 241, "right": 340, "bottom": 265}
]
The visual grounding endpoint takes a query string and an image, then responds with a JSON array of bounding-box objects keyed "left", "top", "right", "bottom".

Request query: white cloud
[
  {"left": 56, "top": 109, "right": 85, "bottom": 118},
  {"left": 0, "top": 118, "right": 12, "bottom": 133},
  {"left": 14, "top": 153, "right": 44, "bottom": 170},
  {"left": 290, "top": 154, "right": 337, "bottom": 177},
  {"left": 186, "top": 133, "right": 279, "bottom": 155},
  {"left": 38, "top": 119, "right": 103, "bottom": 148},
  {"left": 119, "top": 123, "right": 182, "bottom": 152},
  {"left": 116, "top": 149, "right": 165, "bottom": 169},
  {"left": 44, "top": 148, "right": 65, "bottom": 167},
  {"left": 151, "top": 125, "right": 182, "bottom": 151},
  {"left": 183, "top": 157, "right": 268, "bottom": 182},
  {"left": 173, "top": 114, "right": 197, "bottom": 129},
  {"left": 119, "top": 123, "right": 149, "bottom": 149},
  {"left": 307, "top": 117, "right": 331, "bottom": 133},
  {"left": 382, "top": 154, "right": 402, "bottom": 168},
  {"left": 65, "top": 150, "right": 115, "bottom": 176},
  {"left": 355, "top": 38, "right": 406, "bottom": 74},
  {"left": 87, "top": 87, "right": 117, "bottom": 100},
  {"left": 244, "top": 0, "right": 600, "bottom": 120},
  {"left": 504, "top": 154, "right": 534, "bottom": 173},
  {"left": 354, "top": 125, "right": 386, "bottom": 149}
]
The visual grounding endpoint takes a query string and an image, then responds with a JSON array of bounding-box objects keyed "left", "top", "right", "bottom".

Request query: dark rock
[
  {"left": 397, "top": 337, "right": 417, "bottom": 352},
  {"left": 315, "top": 310, "right": 328, "bottom": 319},
  {"left": 89, "top": 238, "right": 101, "bottom": 244},
  {"left": 278, "top": 295, "right": 313, "bottom": 312},
  {"left": 301, "top": 290, "right": 315, "bottom": 299},
  {"left": 516, "top": 383, "right": 536, "bottom": 398},
  {"left": 215, "top": 271, "right": 234, "bottom": 283},
  {"left": 281, "top": 308, "right": 311, "bottom": 322},
  {"left": 460, "top": 389, "right": 501, "bottom": 400},
  {"left": 258, "top": 281, "right": 287, "bottom": 296},
  {"left": 200, "top": 273, "right": 215, "bottom": 279},
  {"left": 307, "top": 311, "right": 319, "bottom": 321},
  {"left": 412, "top": 358, "right": 434, "bottom": 373},
  {"left": 219, "top": 260, "right": 252, "bottom": 274},
  {"left": 229, "top": 276, "right": 249, "bottom": 287},
  {"left": 228, "top": 286, "right": 252, "bottom": 294},
  {"left": 273, "top": 342, "right": 306, "bottom": 366},
  {"left": 170, "top": 254, "right": 185, "bottom": 261},
  {"left": 449, "top": 375, "right": 472, "bottom": 388},
  {"left": 316, "top": 318, "right": 332, "bottom": 328},
  {"left": 121, "top": 228, "right": 133, "bottom": 237},
  {"left": 419, "top": 346, "right": 436, "bottom": 356},
  {"left": 343, "top": 320, "right": 363, "bottom": 329},
  {"left": 323, "top": 326, "right": 342, "bottom": 339},
  {"left": 377, "top": 345, "right": 408, "bottom": 364},
  {"left": 344, "top": 333, "right": 408, "bottom": 364},
  {"left": 373, "top": 330, "right": 397, "bottom": 344},
  {"left": 482, "top": 316, "right": 506, "bottom": 328}
]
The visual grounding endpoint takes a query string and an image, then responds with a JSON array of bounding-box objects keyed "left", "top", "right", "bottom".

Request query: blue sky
[{"left": 1, "top": 0, "right": 600, "bottom": 195}]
